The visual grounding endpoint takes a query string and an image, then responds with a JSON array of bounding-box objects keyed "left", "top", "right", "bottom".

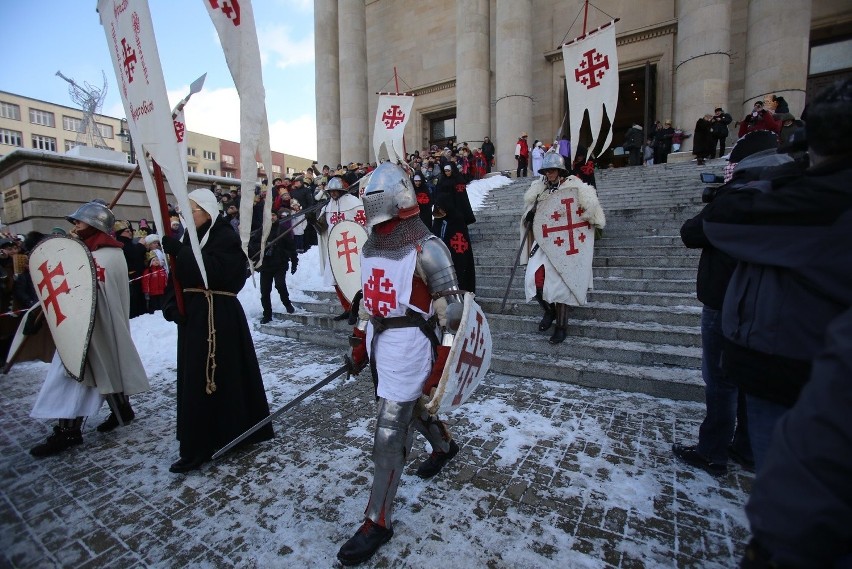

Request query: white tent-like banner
[
  {"left": 373, "top": 94, "right": 414, "bottom": 163},
  {"left": 562, "top": 20, "right": 619, "bottom": 163},
  {"left": 98, "top": 0, "right": 207, "bottom": 286},
  {"left": 204, "top": 0, "right": 274, "bottom": 263}
]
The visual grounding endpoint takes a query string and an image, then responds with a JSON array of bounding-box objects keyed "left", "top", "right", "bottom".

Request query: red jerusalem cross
[
  {"left": 174, "top": 119, "right": 185, "bottom": 143},
  {"left": 120, "top": 38, "right": 137, "bottom": 83},
  {"left": 449, "top": 232, "right": 469, "bottom": 254},
  {"left": 353, "top": 209, "right": 367, "bottom": 226},
  {"left": 574, "top": 48, "right": 609, "bottom": 89},
  {"left": 36, "top": 260, "right": 71, "bottom": 326},
  {"left": 335, "top": 231, "right": 359, "bottom": 274},
  {"left": 363, "top": 267, "right": 397, "bottom": 317},
  {"left": 381, "top": 105, "right": 406, "bottom": 129},
  {"left": 209, "top": 0, "right": 241, "bottom": 26},
  {"left": 451, "top": 312, "right": 486, "bottom": 406},
  {"left": 541, "top": 197, "right": 590, "bottom": 255}
]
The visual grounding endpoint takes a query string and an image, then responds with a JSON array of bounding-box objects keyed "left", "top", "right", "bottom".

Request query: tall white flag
[
  {"left": 373, "top": 94, "right": 414, "bottom": 163},
  {"left": 98, "top": 0, "right": 207, "bottom": 286},
  {"left": 204, "top": 0, "right": 273, "bottom": 262},
  {"left": 562, "top": 21, "right": 619, "bottom": 163}
]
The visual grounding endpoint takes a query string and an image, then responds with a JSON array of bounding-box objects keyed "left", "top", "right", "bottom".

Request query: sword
[
  {"left": 211, "top": 362, "right": 350, "bottom": 460},
  {"left": 500, "top": 228, "right": 530, "bottom": 313}
]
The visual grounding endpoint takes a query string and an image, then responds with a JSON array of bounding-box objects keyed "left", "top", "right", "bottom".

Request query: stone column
[
  {"left": 743, "top": 0, "right": 811, "bottom": 118},
  {"left": 674, "top": 0, "right": 732, "bottom": 153},
  {"left": 495, "top": 0, "right": 533, "bottom": 173},
  {"left": 455, "top": 0, "right": 491, "bottom": 147},
  {"left": 338, "top": 0, "right": 369, "bottom": 164},
  {"left": 314, "top": 0, "right": 340, "bottom": 168}
]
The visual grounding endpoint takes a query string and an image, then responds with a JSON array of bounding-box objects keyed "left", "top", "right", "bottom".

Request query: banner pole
[{"left": 152, "top": 160, "right": 185, "bottom": 316}]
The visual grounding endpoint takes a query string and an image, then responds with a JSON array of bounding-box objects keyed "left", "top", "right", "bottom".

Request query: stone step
[
  {"left": 472, "top": 275, "right": 695, "bottom": 295},
  {"left": 475, "top": 264, "right": 696, "bottom": 280},
  {"left": 474, "top": 285, "right": 700, "bottom": 308},
  {"left": 473, "top": 251, "right": 698, "bottom": 269},
  {"left": 257, "top": 318, "right": 703, "bottom": 402}
]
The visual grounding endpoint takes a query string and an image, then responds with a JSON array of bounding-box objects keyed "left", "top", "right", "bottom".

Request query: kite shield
[{"left": 328, "top": 220, "right": 368, "bottom": 303}]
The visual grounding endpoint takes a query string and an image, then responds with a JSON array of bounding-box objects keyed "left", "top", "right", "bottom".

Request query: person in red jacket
[
  {"left": 738, "top": 100, "right": 781, "bottom": 138},
  {"left": 141, "top": 255, "right": 168, "bottom": 313},
  {"left": 515, "top": 132, "right": 529, "bottom": 177}
]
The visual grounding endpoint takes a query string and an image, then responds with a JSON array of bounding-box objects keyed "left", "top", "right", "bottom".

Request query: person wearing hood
[
  {"left": 432, "top": 190, "right": 475, "bottom": 293},
  {"left": 435, "top": 162, "right": 476, "bottom": 227},
  {"left": 161, "top": 188, "right": 274, "bottom": 473},
  {"left": 530, "top": 140, "right": 545, "bottom": 176},
  {"left": 412, "top": 173, "right": 432, "bottom": 228}
]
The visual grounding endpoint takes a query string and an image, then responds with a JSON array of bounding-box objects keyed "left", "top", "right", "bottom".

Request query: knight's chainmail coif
[{"left": 362, "top": 216, "right": 434, "bottom": 260}]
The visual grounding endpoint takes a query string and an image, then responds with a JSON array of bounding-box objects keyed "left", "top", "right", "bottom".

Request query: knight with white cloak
[{"left": 519, "top": 151, "right": 606, "bottom": 344}]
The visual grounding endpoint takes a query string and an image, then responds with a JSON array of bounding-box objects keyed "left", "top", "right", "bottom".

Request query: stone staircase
[{"left": 260, "top": 159, "right": 726, "bottom": 402}]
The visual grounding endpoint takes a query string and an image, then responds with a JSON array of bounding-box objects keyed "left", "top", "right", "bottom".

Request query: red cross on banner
[
  {"left": 36, "top": 261, "right": 70, "bottom": 326},
  {"left": 209, "top": 0, "right": 241, "bottom": 26},
  {"left": 541, "top": 197, "right": 590, "bottom": 256},
  {"left": 335, "top": 231, "right": 359, "bottom": 274},
  {"left": 574, "top": 48, "right": 609, "bottom": 90},
  {"left": 363, "top": 267, "right": 397, "bottom": 317},
  {"left": 381, "top": 105, "right": 406, "bottom": 129}
]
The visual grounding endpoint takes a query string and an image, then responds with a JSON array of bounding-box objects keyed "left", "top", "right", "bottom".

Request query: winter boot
[
  {"left": 549, "top": 303, "right": 570, "bottom": 344},
  {"left": 284, "top": 301, "right": 295, "bottom": 314},
  {"left": 534, "top": 288, "right": 555, "bottom": 332},
  {"left": 30, "top": 418, "right": 83, "bottom": 458},
  {"left": 97, "top": 394, "right": 135, "bottom": 433},
  {"left": 416, "top": 439, "right": 460, "bottom": 479},
  {"left": 337, "top": 519, "right": 394, "bottom": 566},
  {"left": 260, "top": 312, "right": 272, "bottom": 325}
]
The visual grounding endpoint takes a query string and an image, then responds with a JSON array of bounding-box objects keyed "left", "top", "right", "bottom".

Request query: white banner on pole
[
  {"left": 562, "top": 21, "right": 619, "bottom": 163},
  {"left": 98, "top": 0, "right": 207, "bottom": 286},
  {"left": 204, "top": 0, "right": 274, "bottom": 263},
  {"left": 372, "top": 94, "right": 414, "bottom": 164}
]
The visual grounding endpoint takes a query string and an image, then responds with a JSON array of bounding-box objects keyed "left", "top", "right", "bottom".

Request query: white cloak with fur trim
[{"left": 519, "top": 175, "right": 606, "bottom": 305}]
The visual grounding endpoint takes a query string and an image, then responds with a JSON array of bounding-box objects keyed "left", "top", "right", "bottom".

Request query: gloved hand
[
  {"left": 290, "top": 260, "right": 298, "bottom": 275},
  {"left": 524, "top": 208, "right": 536, "bottom": 228},
  {"left": 346, "top": 327, "right": 368, "bottom": 375},
  {"left": 22, "top": 310, "right": 44, "bottom": 335},
  {"left": 144, "top": 293, "right": 150, "bottom": 301},
  {"left": 423, "top": 345, "right": 450, "bottom": 396},
  {"left": 161, "top": 235, "right": 183, "bottom": 256},
  {"left": 515, "top": 155, "right": 519, "bottom": 160}
]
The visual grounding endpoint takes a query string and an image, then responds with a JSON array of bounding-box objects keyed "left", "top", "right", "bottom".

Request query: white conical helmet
[
  {"left": 361, "top": 162, "right": 418, "bottom": 228},
  {"left": 538, "top": 149, "right": 569, "bottom": 176}
]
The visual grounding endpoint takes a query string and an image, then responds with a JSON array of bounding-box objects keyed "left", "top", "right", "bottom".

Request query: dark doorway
[
  {"left": 563, "top": 64, "right": 656, "bottom": 167},
  {"left": 427, "top": 112, "right": 457, "bottom": 150}
]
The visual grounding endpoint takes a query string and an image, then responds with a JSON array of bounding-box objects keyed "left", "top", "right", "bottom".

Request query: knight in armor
[
  {"left": 338, "top": 161, "right": 464, "bottom": 565},
  {"left": 28, "top": 201, "right": 150, "bottom": 457},
  {"left": 310, "top": 175, "right": 366, "bottom": 321},
  {"left": 520, "top": 150, "right": 606, "bottom": 344}
]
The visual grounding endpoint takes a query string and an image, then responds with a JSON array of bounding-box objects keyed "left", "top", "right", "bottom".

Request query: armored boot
[
  {"left": 549, "top": 303, "right": 570, "bottom": 344},
  {"left": 30, "top": 417, "right": 84, "bottom": 457},
  {"left": 338, "top": 399, "right": 415, "bottom": 565},
  {"left": 97, "top": 393, "right": 135, "bottom": 433},
  {"left": 534, "top": 288, "right": 555, "bottom": 332},
  {"left": 413, "top": 413, "right": 459, "bottom": 479}
]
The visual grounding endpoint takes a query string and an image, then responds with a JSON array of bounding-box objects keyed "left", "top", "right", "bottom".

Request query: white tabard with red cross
[
  {"left": 530, "top": 186, "right": 596, "bottom": 305},
  {"left": 327, "top": 220, "right": 368, "bottom": 303},
  {"left": 361, "top": 249, "right": 434, "bottom": 402},
  {"left": 27, "top": 236, "right": 97, "bottom": 381}
]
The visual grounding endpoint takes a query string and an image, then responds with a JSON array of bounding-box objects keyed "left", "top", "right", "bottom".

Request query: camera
[{"left": 700, "top": 172, "right": 725, "bottom": 203}]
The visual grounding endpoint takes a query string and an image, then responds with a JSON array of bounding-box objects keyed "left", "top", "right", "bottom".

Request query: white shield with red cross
[
  {"left": 533, "top": 188, "right": 596, "bottom": 304},
  {"left": 328, "top": 220, "right": 368, "bottom": 303},
  {"left": 28, "top": 236, "right": 97, "bottom": 381},
  {"left": 423, "top": 293, "right": 492, "bottom": 415}
]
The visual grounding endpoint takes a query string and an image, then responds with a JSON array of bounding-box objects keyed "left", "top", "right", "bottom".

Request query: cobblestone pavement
[{"left": 1, "top": 332, "right": 752, "bottom": 568}]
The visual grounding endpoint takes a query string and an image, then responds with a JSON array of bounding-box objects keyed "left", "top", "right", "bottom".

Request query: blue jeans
[
  {"left": 746, "top": 394, "right": 789, "bottom": 472},
  {"left": 697, "top": 307, "right": 751, "bottom": 464}
]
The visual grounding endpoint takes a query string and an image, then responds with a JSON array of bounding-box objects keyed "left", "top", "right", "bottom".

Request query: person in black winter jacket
[
  {"left": 739, "top": 307, "right": 852, "bottom": 569},
  {"left": 256, "top": 210, "right": 298, "bottom": 324},
  {"left": 703, "top": 79, "right": 852, "bottom": 470},
  {"left": 671, "top": 138, "right": 789, "bottom": 477},
  {"left": 435, "top": 162, "right": 476, "bottom": 226}
]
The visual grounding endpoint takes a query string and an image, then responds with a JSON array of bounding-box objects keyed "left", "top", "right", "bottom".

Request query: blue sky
[{"left": 0, "top": 0, "right": 318, "bottom": 159}]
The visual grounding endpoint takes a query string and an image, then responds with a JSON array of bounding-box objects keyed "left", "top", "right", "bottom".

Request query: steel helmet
[
  {"left": 361, "top": 161, "right": 418, "bottom": 228},
  {"left": 538, "top": 150, "right": 569, "bottom": 177},
  {"left": 326, "top": 176, "right": 345, "bottom": 192},
  {"left": 66, "top": 201, "right": 115, "bottom": 234}
]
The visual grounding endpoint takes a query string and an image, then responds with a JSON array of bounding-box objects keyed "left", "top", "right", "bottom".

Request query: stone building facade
[{"left": 315, "top": 0, "right": 852, "bottom": 170}]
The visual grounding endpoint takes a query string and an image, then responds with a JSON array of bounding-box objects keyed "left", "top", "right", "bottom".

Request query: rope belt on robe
[{"left": 184, "top": 288, "right": 238, "bottom": 395}]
